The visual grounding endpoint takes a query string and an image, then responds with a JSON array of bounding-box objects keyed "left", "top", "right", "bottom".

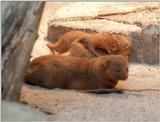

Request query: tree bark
[{"left": 2, "top": 1, "right": 45, "bottom": 101}]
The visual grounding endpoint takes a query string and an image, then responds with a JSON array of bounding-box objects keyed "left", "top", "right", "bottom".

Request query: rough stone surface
[
  {"left": 51, "top": 2, "right": 160, "bottom": 20},
  {"left": 52, "top": 19, "right": 141, "bottom": 34},
  {"left": 129, "top": 24, "right": 159, "bottom": 64},
  {"left": 103, "top": 8, "right": 160, "bottom": 27},
  {"left": 47, "top": 2, "right": 160, "bottom": 65},
  {"left": 38, "top": 2, "right": 70, "bottom": 38}
]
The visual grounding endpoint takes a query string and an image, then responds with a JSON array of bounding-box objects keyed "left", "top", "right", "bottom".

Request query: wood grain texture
[{"left": 2, "top": 1, "right": 45, "bottom": 101}]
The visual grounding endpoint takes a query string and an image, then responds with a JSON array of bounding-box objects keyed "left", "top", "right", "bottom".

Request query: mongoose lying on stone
[
  {"left": 61, "top": 40, "right": 95, "bottom": 58},
  {"left": 47, "top": 31, "right": 90, "bottom": 53},
  {"left": 47, "top": 31, "right": 132, "bottom": 59},
  {"left": 61, "top": 40, "right": 108, "bottom": 58},
  {"left": 24, "top": 54, "right": 128, "bottom": 90}
]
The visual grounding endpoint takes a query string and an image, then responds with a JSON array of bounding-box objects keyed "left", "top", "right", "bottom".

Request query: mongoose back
[{"left": 47, "top": 31, "right": 91, "bottom": 53}]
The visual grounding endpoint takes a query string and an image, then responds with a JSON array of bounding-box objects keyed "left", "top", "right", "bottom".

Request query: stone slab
[
  {"left": 52, "top": 2, "right": 160, "bottom": 20},
  {"left": 98, "top": 8, "right": 160, "bottom": 28},
  {"left": 46, "top": 2, "right": 160, "bottom": 64}
]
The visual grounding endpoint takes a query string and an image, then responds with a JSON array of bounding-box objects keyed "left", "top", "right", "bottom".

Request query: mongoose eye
[
  {"left": 126, "top": 68, "right": 128, "bottom": 72},
  {"left": 115, "top": 68, "right": 121, "bottom": 73}
]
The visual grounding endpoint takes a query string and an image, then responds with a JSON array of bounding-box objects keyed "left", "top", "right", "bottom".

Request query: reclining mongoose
[
  {"left": 61, "top": 40, "right": 107, "bottom": 58},
  {"left": 47, "top": 31, "right": 132, "bottom": 59},
  {"left": 24, "top": 55, "right": 128, "bottom": 90}
]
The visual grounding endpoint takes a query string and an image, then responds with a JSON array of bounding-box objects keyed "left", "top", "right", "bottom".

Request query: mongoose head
[
  {"left": 98, "top": 33, "right": 119, "bottom": 54},
  {"left": 104, "top": 55, "right": 129, "bottom": 81}
]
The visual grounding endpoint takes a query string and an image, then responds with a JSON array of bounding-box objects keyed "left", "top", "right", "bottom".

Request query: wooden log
[{"left": 2, "top": 1, "right": 45, "bottom": 101}]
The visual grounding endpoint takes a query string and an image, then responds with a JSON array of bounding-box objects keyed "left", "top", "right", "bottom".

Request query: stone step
[
  {"left": 51, "top": 2, "right": 160, "bottom": 21},
  {"left": 46, "top": 3, "right": 160, "bottom": 65}
]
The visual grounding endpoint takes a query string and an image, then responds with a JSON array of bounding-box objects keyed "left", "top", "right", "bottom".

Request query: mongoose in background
[
  {"left": 112, "top": 34, "right": 133, "bottom": 59},
  {"left": 47, "top": 31, "right": 132, "bottom": 59},
  {"left": 24, "top": 54, "right": 128, "bottom": 90},
  {"left": 61, "top": 40, "right": 108, "bottom": 58},
  {"left": 47, "top": 31, "right": 90, "bottom": 53},
  {"left": 61, "top": 40, "right": 96, "bottom": 58}
]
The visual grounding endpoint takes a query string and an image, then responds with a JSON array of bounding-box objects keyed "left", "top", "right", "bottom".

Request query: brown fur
[
  {"left": 24, "top": 55, "right": 128, "bottom": 90},
  {"left": 62, "top": 40, "right": 107, "bottom": 58},
  {"left": 112, "top": 34, "right": 133, "bottom": 60},
  {"left": 47, "top": 31, "right": 90, "bottom": 53},
  {"left": 47, "top": 31, "right": 132, "bottom": 59}
]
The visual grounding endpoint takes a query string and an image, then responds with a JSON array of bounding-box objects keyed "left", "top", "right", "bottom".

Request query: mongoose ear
[
  {"left": 122, "top": 43, "right": 131, "bottom": 50},
  {"left": 110, "top": 42, "right": 118, "bottom": 52}
]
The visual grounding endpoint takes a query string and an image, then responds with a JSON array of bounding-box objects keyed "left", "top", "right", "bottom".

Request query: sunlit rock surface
[{"left": 47, "top": 2, "right": 160, "bottom": 64}]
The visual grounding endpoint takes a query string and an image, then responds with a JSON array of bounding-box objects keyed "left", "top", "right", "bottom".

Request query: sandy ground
[
  {"left": 20, "top": 2, "right": 160, "bottom": 121},
  {"left": 21, "top": 85, "right": 160, "bottom": 121},
  {"left": 2, "top": 100, "right": 50, "bottom": 121}
]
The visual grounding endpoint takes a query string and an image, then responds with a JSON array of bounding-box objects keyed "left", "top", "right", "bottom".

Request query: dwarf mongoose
[
  {"left": 61, "top": 40, "right": 108, "bottom": 58},
  {"left": 47, "top": 31, "right": 90, "bottom": 53},
  {"left": 25, "top": 55, "right": 128, "bottom": 90},
  {"left": 47, "top": 31, "right": 132, "bottom": 59}
]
